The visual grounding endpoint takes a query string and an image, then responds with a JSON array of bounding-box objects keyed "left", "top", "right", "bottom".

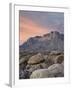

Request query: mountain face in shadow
[{"left": 20, "top": 31, "right": 64, "bottom": 52}]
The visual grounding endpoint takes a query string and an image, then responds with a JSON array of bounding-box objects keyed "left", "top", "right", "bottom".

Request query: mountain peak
[
  {"left": 43, "top": 31, "right": 59, "bottom": 37},
  {"left": 51, "top": 31, "right": 59, "bottom": 34}
]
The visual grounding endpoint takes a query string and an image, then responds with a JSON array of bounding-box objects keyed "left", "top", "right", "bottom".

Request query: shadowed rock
[
  {"left": 30, "top": 64, "right": 64, "bottom": 78},
  {"left": 19, "top": 55, "right": 31, "bottom": 64},
  {"left": 54, "top": 54, "right": 64, "bottom": 64},
  {"left": 26, "top": 62, "right": 48, "bottom": 74},
  {"left": 19, "top": 69, "right": 30, "bottom": 79}
]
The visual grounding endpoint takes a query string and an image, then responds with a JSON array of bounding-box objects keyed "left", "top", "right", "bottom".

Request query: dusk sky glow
[{"left": 19, "top": 10, "right": 64, "bottom": 45}]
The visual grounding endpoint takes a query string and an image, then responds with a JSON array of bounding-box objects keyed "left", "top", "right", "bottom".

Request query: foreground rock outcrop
[{"left": 19, "top": 51, "right": 64, "bottom": 79}]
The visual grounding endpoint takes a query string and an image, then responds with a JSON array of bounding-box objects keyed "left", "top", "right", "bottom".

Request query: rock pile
[{"left": 19, "top": 52, "right": 64, "bottom": 79}]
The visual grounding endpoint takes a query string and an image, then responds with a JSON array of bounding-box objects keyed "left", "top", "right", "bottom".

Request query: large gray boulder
[
  {"left": 28, "top": 53, "right": 44, "bottom": 65},
  {"left": 30, "top": 69, "right": 49, "bottom": 78},
  {"left": 30, "top": 64, "right": 64, "bottom": 78},
  {"left": 47, "top": 63, "right": 64, "bottom": 77}
]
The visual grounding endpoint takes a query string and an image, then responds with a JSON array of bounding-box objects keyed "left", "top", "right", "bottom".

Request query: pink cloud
[{"left": 19, "top": 16, "right": 49, "bottom": 45}]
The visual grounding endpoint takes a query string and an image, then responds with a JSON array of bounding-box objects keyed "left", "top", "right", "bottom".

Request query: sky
[{"left": 19, "top": 10, "right": 64, "bottom": 45}]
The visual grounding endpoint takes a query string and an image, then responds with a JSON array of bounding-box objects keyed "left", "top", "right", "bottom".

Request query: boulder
[
  {"left": 30, "top": 64, "right": 64, "bottom": 78},
  {"left": 26, "top": 62, "right": 48, "bottom": 74},
  {"left": 19, "top": 55, "right": 31, "bottom": 64},
  {"left": 47, "top": 64, "right": 64, "bottom": 77},
  {"left": 46, "top": 53, "right": 64, "bottom": 65},
  {"left": 27, "top": 64, "right": 41, "bottom": 73},
  {"left": 28, "top": 53, "right": 44, "bottom": 65},
  {"left": 19, "top": 58, "right": 26, "bottom": 64},
  {"left": 30, "top": 69, "right": 49, "bottom": 78},
  {"left": 45, "top": 55, "right": 55, "bottom": 66},
  {"left": 54, "top": 54, "right": 64, "bottom": 64}
]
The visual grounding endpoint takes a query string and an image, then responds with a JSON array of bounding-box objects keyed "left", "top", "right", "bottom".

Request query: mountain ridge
[{"left": 20, "top": 31, "right": 64, "bottom": 52}]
